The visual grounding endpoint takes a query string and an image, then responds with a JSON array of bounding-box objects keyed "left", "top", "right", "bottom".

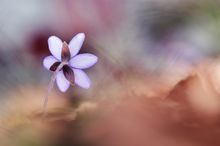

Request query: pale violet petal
[
  {"left": 43, "top": 56, "right": 58, "bottom": 70},
  {"left": 73, "top": 69, "right": 91, "bottom": 89},
  {"left": 48, "top": 36, "right": 63, "bottom": 60},
  {"left": 56, "top": 71, "right": 70, "bottom": 92},
  {"left": 68, "top": 33, "right": 85, "bottom": 57},
  {"left": 69, "top": 53, "right": 98, "bottom": 69}
]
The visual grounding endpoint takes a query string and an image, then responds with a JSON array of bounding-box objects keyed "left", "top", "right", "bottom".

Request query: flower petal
[
  {"left": 63, "top": 65, "right": 75, "bottom": 85},
  {"left": 56, "top": 71, "right": 70, "bottom": 92},
  {"left": 49, "top": 62, "right": 61, "bottom": 71},
  {"left": 61, "top": 42, "right": 71, "bottom": 61},
  {"left": 48, "top": 36, "right": 63, "bottom": 60},
  {"left": 68, "top": 33, "right": 85, "bottom": 57},
  {"left": 43, "top": 56, "right": 59, "bottom": 70},
  {"left": 73, "top": 69, "right": 91, "bottom": 89},
  {"left": 69, "top": 53, "right": 98, "bottom": 69}
]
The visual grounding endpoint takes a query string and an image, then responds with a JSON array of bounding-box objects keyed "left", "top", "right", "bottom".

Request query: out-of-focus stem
[{"left": 41, "top": 62, "right": 65, "bottom": 120}]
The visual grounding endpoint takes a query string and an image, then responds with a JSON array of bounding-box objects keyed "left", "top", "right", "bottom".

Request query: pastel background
[{"left": 0, "top": 0, "right": 220, "bottom": 146}]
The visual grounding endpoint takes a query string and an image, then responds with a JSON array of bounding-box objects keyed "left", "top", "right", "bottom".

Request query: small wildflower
[{"left": 43, "top": 33, "right": 98, "bottom": 92}]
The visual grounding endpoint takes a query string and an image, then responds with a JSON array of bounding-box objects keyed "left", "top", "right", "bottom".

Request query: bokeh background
[{"left": 1, "top": 0, "right": 220, "bottom": 146}]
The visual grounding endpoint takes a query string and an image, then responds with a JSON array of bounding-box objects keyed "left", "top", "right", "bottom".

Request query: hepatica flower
[{"left": 43, "top": 33, "right": 98, "bottom": 92}]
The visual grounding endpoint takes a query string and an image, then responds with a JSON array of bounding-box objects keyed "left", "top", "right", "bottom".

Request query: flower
[{"left": 43, "top": 33, "right": 98, "bottom": 92}]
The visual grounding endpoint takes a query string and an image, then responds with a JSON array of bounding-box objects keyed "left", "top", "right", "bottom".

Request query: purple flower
[{"left": 43, "top": 33, "right": 98, "bottom": 92}]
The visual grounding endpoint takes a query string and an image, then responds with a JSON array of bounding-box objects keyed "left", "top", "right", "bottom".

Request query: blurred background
[{"left": 1, "top": 0, "right": 220, "bottom": 146}]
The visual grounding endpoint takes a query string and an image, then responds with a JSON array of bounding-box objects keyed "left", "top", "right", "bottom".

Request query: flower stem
[{"left": 41, "top": 63, "right": 64, "bottom": 120}]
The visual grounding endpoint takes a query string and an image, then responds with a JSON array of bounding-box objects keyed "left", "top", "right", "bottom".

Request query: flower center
[{"left": 61, "top": 61, "right": 69, "bottom": 66}]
